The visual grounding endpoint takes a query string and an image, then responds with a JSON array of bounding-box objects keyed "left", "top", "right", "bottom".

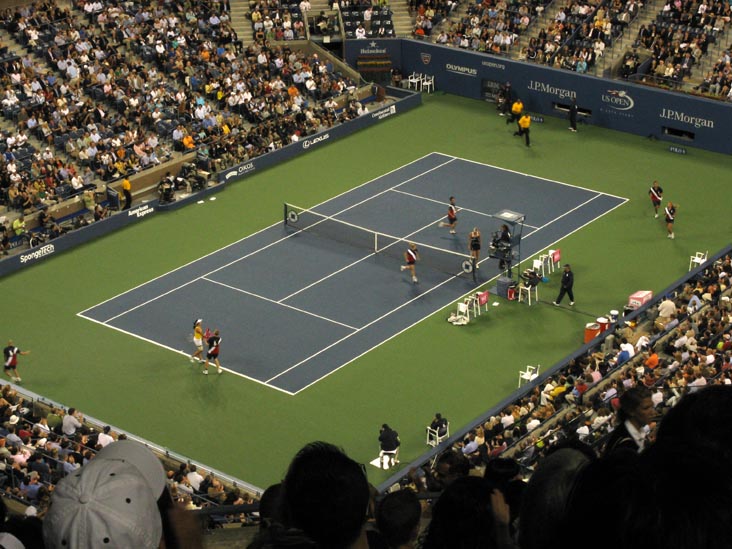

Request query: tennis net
[{"left": 284, "top": 203, "right": 475, "bottom": 278}]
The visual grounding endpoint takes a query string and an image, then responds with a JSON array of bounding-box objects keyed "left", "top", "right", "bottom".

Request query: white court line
[
  {"left": 201, "top": 277, "right": 359, "bottom": 331},
  {"left": 278, "top": 250, "right": 379, "bottom": 303},
  {"left": 99, "top": 231, "right": 305, "bottom": 324},
  {"left": 280, "top": 209, "right": 464, "bottom": 303},
  {"left": 80, "top": 151, "right": 630, "bottom": 395},
  {"left": 267, "top": 270, "right": 465, "bottom": 384},
  {"left": 390, "top": 188, "right": 541, "bottom": 230},
  {"left": 76, "top": 312, "right": 296, "bottom": 396},
  {"left": 290, "top": 192, "right": 630, "bottom": 394},
  {"left": 441, "top": 152, "right": 629, "bottom": 202},
  {"left": 522, "top": 194, "right": 603, "bottom": 239},
  {"left": 78, "top": 152, "right": 448, "bottom": 317},
  {"left": 86, "top": 156, "right": 458, "bottom": 325}
]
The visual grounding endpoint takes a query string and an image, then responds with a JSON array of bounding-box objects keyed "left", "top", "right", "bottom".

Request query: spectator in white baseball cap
[{"left": 42, "top": 440, "right": 200, "bottom": 548}]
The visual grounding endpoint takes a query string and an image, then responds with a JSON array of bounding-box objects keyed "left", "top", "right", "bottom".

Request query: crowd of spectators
[
  {"left": 0, "top": 0, "right": 369, "bottom": 256},
  {"left": 427, "top": 0, "right": 549, "bottom": 53},
  {"left": 0, "top": 387, "right": 257, "bottom": 535},
  {"left": 517, "top": 0, "right": 635, "bottom": 72},
  {"left": 635, "top": 0, "right": 729, "bottom": 92}
]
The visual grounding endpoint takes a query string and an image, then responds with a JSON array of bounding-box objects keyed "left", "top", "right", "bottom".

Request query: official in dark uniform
[
  {"left": 568, "top": 98, "right": 578, "bottom": 132},
  {"left": 379, "top": 424, "right": 400, "bottom": 469},
  {"left": 553, "top": 264, "right": 575, "bottom": 306}
]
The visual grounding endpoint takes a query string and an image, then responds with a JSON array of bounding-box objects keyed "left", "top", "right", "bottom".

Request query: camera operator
[
  {"left": 491, "top": 224, "right": 512, "bottom": 269},
  {"left": 158, "top": 172, "right": 176, "bottom": 204}
]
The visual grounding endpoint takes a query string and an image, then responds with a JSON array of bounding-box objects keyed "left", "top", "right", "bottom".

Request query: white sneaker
[
  {"left": 438, "top": 222, "right": 446, "bottom": 227},
  {"left": 670, "top": 233, "right": 674, "bottom": 239},
  {"left": 203, "top": 370, "right": 208, "bottom": 375},
  {"left": 450, "top": 230, "right": 456, "bottom": 234},
  {"left": 552, "top": 301, "right": 559, "bottom": 306},
  {"left": 412, "top": 277, "right": 418, "bottom": 283},
  {"left": 570, "top": 302, "right": 575, "bottom": 306},
  {"left": 217, "top": 369, "right": 222, "bottom": 375},
  {"left": 654, "top": 213, "right": 659, "bottom": 218},
  {"left": 189, "top": 358, "right": 195, "bottom": 363},
  {"left": 400, "top": 265, "right": 406, "bottom": 271}
]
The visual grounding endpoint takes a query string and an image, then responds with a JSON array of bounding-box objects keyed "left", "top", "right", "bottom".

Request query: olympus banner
[{"left": 348, "top": 40, "right": 732, "bottom": 154}]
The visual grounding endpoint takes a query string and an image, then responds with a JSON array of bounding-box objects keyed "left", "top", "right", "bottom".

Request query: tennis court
[{"left": 78, "top": 152, "right": 627, "bottom": 394}]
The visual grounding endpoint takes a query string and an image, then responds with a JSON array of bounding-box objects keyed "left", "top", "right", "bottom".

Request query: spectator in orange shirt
[
  {"left": 182, "top": 133, "right": 195, "bottom": 149},
  {"left": 643, "top": 348, "right": 659, "bottom": 372}
]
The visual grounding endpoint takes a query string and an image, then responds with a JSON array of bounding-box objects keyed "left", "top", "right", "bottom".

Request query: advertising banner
[{"left": 346, "top": 40, "right": 732, "bottom": 154}]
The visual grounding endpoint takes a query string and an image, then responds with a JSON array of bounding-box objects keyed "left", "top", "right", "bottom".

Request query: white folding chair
[
  {"left": 379, "top": 448, "right": 399, "bottom": 469},
  {"left": 426, "top": 421, "right": 450, "bottom": 447},
  {"left": 518, "top": 364, "right": 540, "bottom": 388},
  {"left": 421, "top": 74, "right": 434, "bottom": 93},
  {"left": 689, "top": 251, "right": 708, "bottom": 271},
  {"left": 532, "top": 258, "right": 546, "bottom": 277},
  {"left": 456, "top": 301, "right": 471, "bottom": 322},
  {"left": 407, "top": 72, "right": 422, "bottom": 90},
  {"left": 518, "top": 282, "right": 538, "bottom": 305},
  {"left": 538, "top": 253, "right": 551, "bottom": 274}
]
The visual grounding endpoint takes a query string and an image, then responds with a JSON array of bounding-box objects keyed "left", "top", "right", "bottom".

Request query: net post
[
  {"left": 283, "top": 203, "right": 287, "bottom": 227},
  {"left": 374, "top": 232, "right": 378, "bottom": 253},
  {"left": 472, "top": 258, "right": 477, "bottom": 284}
]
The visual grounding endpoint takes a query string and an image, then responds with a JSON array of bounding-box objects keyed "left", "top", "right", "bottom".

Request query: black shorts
[
  {"left": 666, "top": 219, "right": 674, "bottom": 224},
  {"left": 470, "top": 242, "right": 481, "bottom": 251},
  {"left": 4, "top": 363, "right": 15, "bottom": 371},
  {"left": 207, "top": 352, "right": 219, "bottom": 360}
]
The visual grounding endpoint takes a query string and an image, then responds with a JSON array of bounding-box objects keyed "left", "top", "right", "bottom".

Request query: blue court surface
[{"left": 79, "top": 153, "right": 627, "bottom": 394}]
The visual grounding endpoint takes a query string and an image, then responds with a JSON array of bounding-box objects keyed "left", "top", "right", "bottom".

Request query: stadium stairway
[
  {"left": 391, "top": 1, "right": 415, "bottom": 37},
  {"left": 229, "top": 0, "right": 254, "bottom": 46},
  {"left": 513, "top": 2, "right": 569, "bottom": 61}
]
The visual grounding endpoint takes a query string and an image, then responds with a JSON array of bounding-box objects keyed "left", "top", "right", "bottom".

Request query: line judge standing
[{"left": 553, "top": 264, "right": 575, "bottom": 306}]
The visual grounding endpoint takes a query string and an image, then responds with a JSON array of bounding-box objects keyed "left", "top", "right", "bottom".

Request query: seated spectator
[
  {"left": 603, "top": 386, "right": 655, "bottom": 455},
  {"left": 249, "top": 441, "right": 369, "bottom": 549},
  {"left": 375, "top": 489, "right": 421, "bottom": 549},
  {"left": 422, "top": 476, "right": 514, "bottom": 549}
]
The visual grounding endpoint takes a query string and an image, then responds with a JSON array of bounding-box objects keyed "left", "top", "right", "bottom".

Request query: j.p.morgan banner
[{"left": 346, "top": 40, "right": 732, "bottom": 154}]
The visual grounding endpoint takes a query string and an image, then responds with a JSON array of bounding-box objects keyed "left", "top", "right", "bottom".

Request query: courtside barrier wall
[
  {"left": 345, "top": 40, "right": 732, "bottom": 154},
  {"left": 377, "top": 243, "right": 732, "bottom": 492},
  {"left": 0, "top": 89, "right": 421, "bottom": 277}
]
